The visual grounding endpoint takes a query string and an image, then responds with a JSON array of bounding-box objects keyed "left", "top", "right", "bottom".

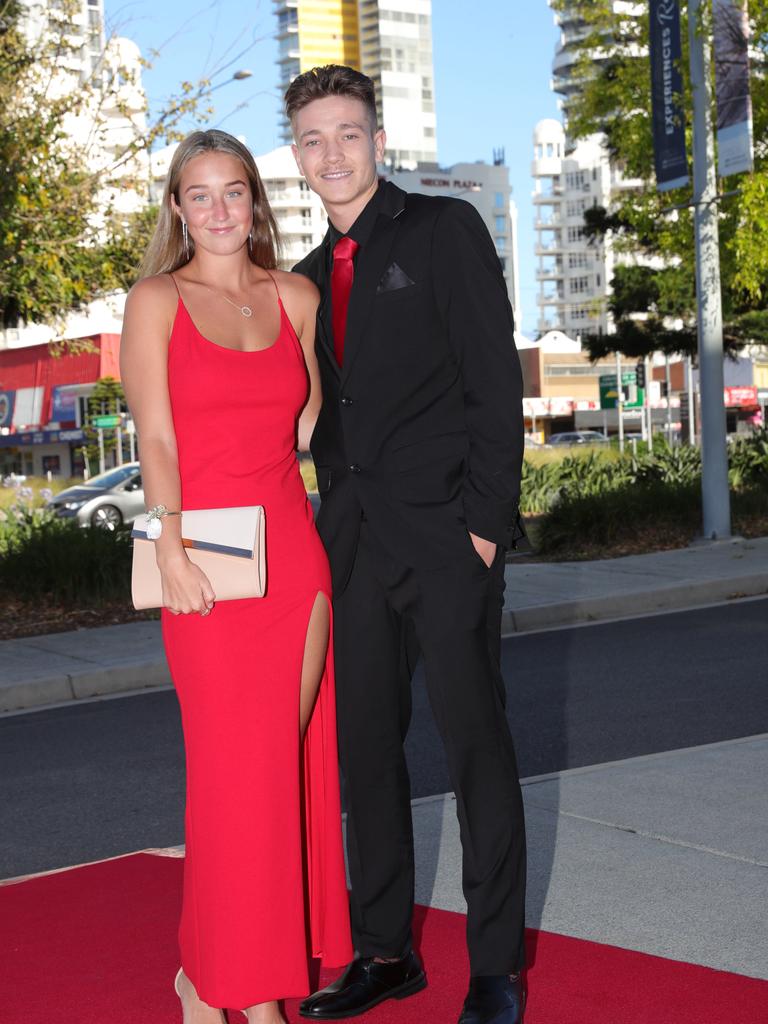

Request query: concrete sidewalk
[
  {"left": 2, "top": 537, "right": 767, "bottom": 714},
  {"left": 412, "top": 733, "right": 768, "bottom": 980},
  {"left": 501, "top": 535, "right": 768, "bottom": 633}
]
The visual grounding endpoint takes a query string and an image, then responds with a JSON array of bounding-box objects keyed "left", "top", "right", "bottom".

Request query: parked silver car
[
  {"left": 548, "top": 430, "right": 609, "bottom": 446},
  {"left": 47, "top": 463, "right": 144, "bottom": 530}
]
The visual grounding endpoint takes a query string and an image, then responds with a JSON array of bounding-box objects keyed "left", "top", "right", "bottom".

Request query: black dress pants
[{"left": 333, "top": 521, "right": 527, "bottom": 975}]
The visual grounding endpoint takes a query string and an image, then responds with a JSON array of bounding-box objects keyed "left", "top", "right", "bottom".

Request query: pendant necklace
[{"left": 202, "top": 283, "right": 253, "bottom": 318}]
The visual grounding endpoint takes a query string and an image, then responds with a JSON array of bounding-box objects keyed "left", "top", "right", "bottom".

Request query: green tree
[
  {"left": 550, "top": 0, "right": 768, "bottom": 359},
  {"left": 0, "top": 0, "right": 244, "bottom": 331}
]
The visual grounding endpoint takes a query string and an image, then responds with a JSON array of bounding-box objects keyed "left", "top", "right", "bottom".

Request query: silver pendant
[
  {"left": 241, "top": 306, "right": 253, "bottom": 318},
  {"left": 146, "top": 517, "right": 162, "bottom": 540}
]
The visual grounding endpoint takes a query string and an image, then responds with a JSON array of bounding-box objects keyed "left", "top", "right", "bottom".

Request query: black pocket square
[{"left": 377, "top": 262, "right": 416, "bottom": 293}]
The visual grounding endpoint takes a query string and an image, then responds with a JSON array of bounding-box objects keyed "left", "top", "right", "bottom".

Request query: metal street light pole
[{"left": 688, "top": 0, "right": 731, "bottom": 538}]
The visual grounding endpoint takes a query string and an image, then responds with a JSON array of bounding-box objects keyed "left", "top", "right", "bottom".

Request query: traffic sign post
[
  {"left": 616, "top": 352, "right": 624, "bottom": 452},
  {"left": 91, "top": 414, "right": 122, "bottom": 429},
  {"left": 599, "top": 372, "right": 646, "bottom": 411}
]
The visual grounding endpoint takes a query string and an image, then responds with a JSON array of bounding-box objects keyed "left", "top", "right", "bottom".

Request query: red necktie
[{"left": 331, "top": 235, "right": 359, "bottom": 366}]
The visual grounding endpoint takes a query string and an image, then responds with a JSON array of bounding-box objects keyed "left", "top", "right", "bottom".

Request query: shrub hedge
[
  {"left": 530, "top": 430, "right": 768, "bottom": 556},
  {"left": 0, "top": 505, "right": 131, "bottom": 603},
  {"left": 522, "top": 430, "right": 768, "bottom": 516}
]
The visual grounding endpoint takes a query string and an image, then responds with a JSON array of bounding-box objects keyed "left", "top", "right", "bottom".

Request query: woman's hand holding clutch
[{"left": 157, "top": 552, "right": 216, "bottom": 616}]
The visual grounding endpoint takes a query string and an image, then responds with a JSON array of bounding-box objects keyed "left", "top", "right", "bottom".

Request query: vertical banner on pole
[
  {"left": 649, "top": 0, "right": 689, "bottom": 191},
  {"left": 713, "top": 0, "right": 754, "bottom": 177}
]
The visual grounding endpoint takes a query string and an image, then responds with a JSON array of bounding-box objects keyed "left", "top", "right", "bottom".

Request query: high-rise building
[
  {"left": 274, "top": 0, "right": 437, "bottom": 169},
  {"left": 19, "top": 0, "right": 107, "bottom": 83},
  {"left": 533, "top": 1, "right": 644, "bottom": 338},
  {"left": 275, "top": 0, "right": 360, "bottom": 141},
  {"left": 17, "top": 0, "right": 147, "bottom": 204},
  {"left": 358, "top": 0, "right": 437, "bottom": 168},
  {"left": 532, "top": 119, "right": 613, "bottom": 338},
  {"left": 551, "top": 1, "right": 644, "bottom": 127}
]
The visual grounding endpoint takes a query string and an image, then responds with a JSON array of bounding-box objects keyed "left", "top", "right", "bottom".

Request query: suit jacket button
[
  {"left": 341, "top": 396, "right": 353, "bottom": 406},
  {"left": 349, "top": 464, "right": 361, "bottom": 474}
]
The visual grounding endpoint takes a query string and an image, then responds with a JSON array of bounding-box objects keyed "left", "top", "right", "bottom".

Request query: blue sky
[{"left": 104, "top": 1, "right": 562, "bottom": 334}]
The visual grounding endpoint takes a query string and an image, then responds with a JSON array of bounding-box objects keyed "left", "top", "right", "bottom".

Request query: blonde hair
[{"left": 139, "top": 130, "right": 281, "bottom": 277}]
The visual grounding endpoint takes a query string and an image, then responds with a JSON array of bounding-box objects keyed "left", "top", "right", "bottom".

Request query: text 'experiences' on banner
[{"left": 649, "top": 0, "right": 689, "bottom": 192}]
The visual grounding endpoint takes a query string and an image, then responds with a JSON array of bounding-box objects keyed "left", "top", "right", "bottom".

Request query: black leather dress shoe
[
  {"left": 458, "top": 975, "right": 525, "bottom": 1024},
  {"left": 299, "top": 951, "right": 426, "bottom": 1020}
]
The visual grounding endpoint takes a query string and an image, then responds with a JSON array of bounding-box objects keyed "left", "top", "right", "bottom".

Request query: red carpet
[{"left": 1, "top": 853, "right": 766, "bottom": 1023}]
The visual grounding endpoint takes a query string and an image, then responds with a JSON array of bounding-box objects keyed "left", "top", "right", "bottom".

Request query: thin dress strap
[
  {"left": 264, "top": 270, "right": 281, "bottom": 304},
  {"left": 167, "top": 272, "right": 182, "bottom": 298}
]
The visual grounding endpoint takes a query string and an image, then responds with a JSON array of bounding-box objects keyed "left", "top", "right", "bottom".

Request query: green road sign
[
  {"left": 599, "top": 372, "right": 645, "bottom": 410},
  {"left": 91, "top": 414, "right": 122, "bottom": 429}
]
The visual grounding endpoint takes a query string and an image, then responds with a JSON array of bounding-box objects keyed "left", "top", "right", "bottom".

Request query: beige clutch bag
[{"left": 130, "top": 506, "right": 265, "bottom": 610}]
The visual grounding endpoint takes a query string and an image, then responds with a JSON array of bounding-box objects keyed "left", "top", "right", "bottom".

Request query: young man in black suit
[{"left": 287, "top": 65, "right": 527, "bottom": 1024}]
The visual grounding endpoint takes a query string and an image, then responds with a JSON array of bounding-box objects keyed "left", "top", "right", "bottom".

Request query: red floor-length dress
[{"left": 160, "top": 275, "right": 352, "bottom": 1010}]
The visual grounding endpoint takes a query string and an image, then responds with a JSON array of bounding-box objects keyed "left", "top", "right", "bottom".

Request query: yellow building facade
[
  {"left": 276, "top": 1, "right": 438, "bottom": 166},
  {"left": 296, "top": 1, "right": 360, "bottom": 72}
]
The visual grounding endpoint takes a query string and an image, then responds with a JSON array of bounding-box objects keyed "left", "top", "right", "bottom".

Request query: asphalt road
[{"left": 1, "top": 599, "right": 766, "bottom": 879}]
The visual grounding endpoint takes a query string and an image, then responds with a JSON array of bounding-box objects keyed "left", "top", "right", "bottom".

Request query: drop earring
[
  {"left": 247, "top": 233, "right": 253, "bottom": 257},
  {"left": 182, "top": 220, "right": 189, "bottom": 260}
]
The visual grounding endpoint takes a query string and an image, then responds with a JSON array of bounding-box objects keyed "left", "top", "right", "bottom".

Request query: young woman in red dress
[{"left": 120, "top": 130, "right": 352, "bottom": 1024}]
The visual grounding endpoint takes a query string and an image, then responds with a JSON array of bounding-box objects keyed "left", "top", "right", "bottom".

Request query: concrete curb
[
  {"left": 2, "top": 565, "right": 767, "bottom": 715},
  {"left": 501, "top": 572, "right": 768, "bottom": 634},
  {"left": 0, "top": 661, "right": 171, "bottom": 714}
]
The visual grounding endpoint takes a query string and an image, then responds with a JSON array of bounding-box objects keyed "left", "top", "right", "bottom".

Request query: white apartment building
[
  {"left": 257, "top": 147, "right": 330, "bottom": 267},
  {"left": 359, "top": 0, "right": 437, "bottom": 168},
  {"left": 532, "top": 119, "right": 612, "bottom": 338},
  {"left": 274, "top": 0, "right": 437, "bottom": 169},
  {"left": 18, "top": 0, "right": 147, "bottom": 194},
  {"left": 533, "top": 1, "right": 645, "bottom": 339}
]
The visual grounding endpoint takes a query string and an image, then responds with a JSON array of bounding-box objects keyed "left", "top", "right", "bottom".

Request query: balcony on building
[
  {"left": 536, "top": 261, "right": 564, "bottom": 281},
  {"left": 535, "top": 236, "right": 565, "bottom": 256},
  {"left": 532, "top": 189, "right": 563, "bottom": 207},
  {"left": 534, "top": 213, "right": 561, "bottom": 230}
]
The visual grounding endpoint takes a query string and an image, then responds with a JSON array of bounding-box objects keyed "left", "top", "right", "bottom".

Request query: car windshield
[{"left": 82, "top": 465, "right": 139, "bottom": 489}]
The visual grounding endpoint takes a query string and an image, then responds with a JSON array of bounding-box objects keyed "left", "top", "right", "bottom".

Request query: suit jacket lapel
[{"left": 310, "top": 231, "right": 340, "bottom": 378}]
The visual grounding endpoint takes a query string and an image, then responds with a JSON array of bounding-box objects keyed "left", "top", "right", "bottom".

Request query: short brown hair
[{"left": 284, "top": 65, "right": 378, "bottom": 131}]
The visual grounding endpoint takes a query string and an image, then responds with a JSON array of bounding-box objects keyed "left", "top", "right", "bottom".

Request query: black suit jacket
[{"left": 294, "top": 181, "right": 524, "bottom": 593}]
